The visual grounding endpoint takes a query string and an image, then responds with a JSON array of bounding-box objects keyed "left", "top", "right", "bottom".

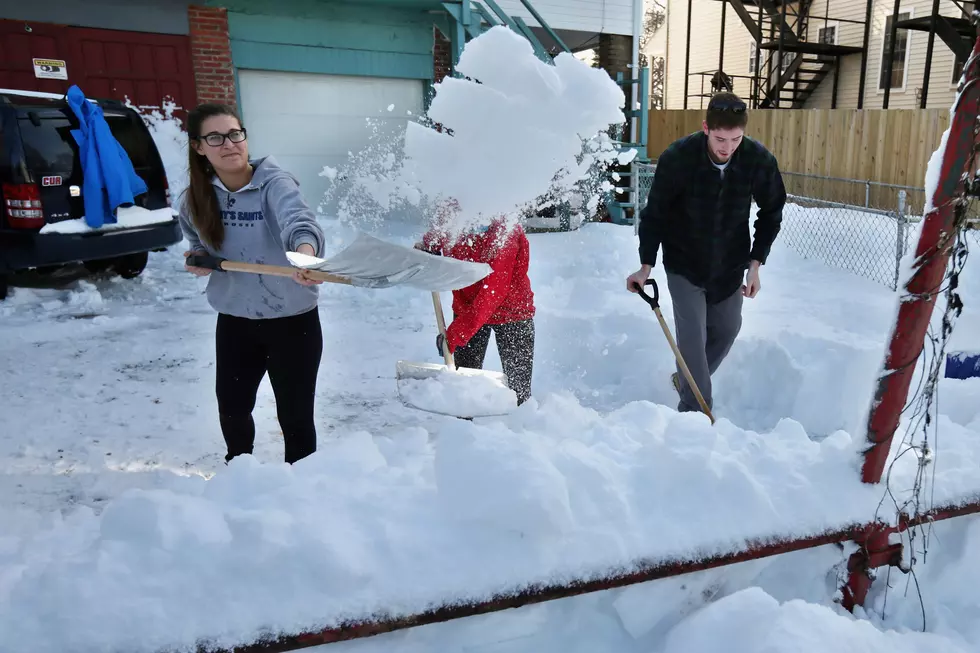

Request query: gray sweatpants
[{"left": 666, "top": 272, "right": 744, "bottom": 413}]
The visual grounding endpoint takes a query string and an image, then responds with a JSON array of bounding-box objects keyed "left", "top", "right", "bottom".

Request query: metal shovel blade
[{"left": 394, "top": 360, "right": 516, "bottom": 419}]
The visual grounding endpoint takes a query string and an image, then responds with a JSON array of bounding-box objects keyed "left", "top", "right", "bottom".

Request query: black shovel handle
[
  {"left": 631, "top": 278, "right": 660, "bottom": 309},
  {"left": 186, "top": 254, "right": 226, "bottom": 271}
]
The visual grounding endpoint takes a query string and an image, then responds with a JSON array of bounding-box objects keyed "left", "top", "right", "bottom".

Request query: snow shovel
[
  {"left": 632, "top": 278, "right": 716, "bottom": 424},
  {"left": 394, "top": 292, "right": 516, "bottom": 420},
  {"left": 185, "top": 254, "right": 353, "bottom": 285},
  {"left": 187, "top": 233, "right": 493, "bottom": 291}
]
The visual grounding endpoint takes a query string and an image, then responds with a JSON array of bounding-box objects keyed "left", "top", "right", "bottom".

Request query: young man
[{"left": 626, "top": 92, "right": 786, "bottom": 415}]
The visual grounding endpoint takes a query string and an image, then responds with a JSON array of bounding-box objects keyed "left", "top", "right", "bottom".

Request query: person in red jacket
[{"left": 419, "top": 202, "right": 536, "bottom": 405}]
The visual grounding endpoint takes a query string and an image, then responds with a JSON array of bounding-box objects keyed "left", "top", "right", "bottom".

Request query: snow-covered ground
[
  {"left": 1, "top": 217, "right": 979, "bottom": 653},
  {"left": 2, "top": 23, "right": 980, "bottom": 653}
]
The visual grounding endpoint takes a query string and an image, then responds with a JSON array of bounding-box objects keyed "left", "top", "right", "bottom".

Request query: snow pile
[
  {"left": 315, "top": 517, "right": 980, "bottom": 653},
  {"left": 396, "top": 365, "right": 516, "bottom": 418},
  {"left": 129, "top": 98, "right": 189, "bottom": 200},
  {"left": 39, "top": 206, "right": 174, "bottom": 234},
  {"left": 3, "top": 382, "right": 980, "bottom": 652},
  {"left": 659, "top": 586, "right": 970, "bottom": 653},
  {"left": 922, "top": 125, "right": 950, "bottom": 215}
]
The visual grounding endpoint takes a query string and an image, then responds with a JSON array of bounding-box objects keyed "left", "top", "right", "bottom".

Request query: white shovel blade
[
  {"left": 395, "top": 360, "right": 516, "bottom": 419},
  {"left": 287, "top": 232, "right": 491, "bottom": 291}
]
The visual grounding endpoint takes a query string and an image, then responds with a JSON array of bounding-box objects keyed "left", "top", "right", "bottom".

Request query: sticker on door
[{"left": 33, "top": 58, "right": 68, "bottom": 81}]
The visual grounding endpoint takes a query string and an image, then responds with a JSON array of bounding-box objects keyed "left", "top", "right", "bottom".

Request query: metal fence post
[
  {"left": 894, "top": 189, "right": 908, "bottom": 290},
  {"left": 865, "top": 182, "right": 871, "bottom": 208}
]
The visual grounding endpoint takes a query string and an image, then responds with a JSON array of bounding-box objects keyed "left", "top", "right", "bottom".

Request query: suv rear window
[{"left": 17, "top": 112, "right": 155, "bottom": 176}]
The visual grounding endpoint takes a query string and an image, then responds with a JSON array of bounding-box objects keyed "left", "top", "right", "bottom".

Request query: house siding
[
  {"left": 664, "top": 0, "right": 968, "bottom": 110},
  {"left": 493, "top": 0, "right": 635, "bottom": 36}
]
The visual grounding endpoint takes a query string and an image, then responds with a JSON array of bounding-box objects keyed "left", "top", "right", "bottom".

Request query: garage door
[{"left": 238, "top": 69, "right": 424, "bottom": 216}]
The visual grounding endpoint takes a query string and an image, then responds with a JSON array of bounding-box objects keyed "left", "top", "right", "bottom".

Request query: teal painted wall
[{"left": 214, "top": 0, "right": 442, "bottom": 80}]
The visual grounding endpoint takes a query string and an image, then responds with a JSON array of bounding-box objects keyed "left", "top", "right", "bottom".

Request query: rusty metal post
[{"left": 861, "top": 31, "right": 980, "bottom": 485}]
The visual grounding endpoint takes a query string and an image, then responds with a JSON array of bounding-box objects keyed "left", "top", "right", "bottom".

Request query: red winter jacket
[{"left": 421, "top": 217, "right": 535, "bottom": 352}]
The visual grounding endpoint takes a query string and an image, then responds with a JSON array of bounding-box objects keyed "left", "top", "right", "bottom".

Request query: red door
[
  {"left": 66, "top": 26, "right": 197, "bottom": 122},
  {"left": 0, "top": 20, "right": 73, "bottom": 95},
  {"left": 0, "top": 19, "right": 196, "bottom": 121}
]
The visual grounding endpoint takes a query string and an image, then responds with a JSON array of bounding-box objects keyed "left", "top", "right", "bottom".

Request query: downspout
[
  {"left": 632, "top": 0, "right": 643, "bottom": 141},
  {"left": 632, "top": 0, "right": 643, "bottom": 228}
]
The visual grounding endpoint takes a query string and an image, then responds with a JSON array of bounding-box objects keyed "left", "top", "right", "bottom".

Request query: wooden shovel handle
[
  {"left": 653, "top": 306, "right": 715, "bottom": 424},
  {"left": 186, "top": 254, "right": 351, "bottom": 285},
  {"left": 432, "top": 291, "right": 455, "bottom": 371}
]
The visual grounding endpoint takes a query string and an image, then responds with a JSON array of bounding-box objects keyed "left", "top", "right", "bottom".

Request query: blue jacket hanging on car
[{"left": 65, "top": 85, "right": 148, "bottom": 228}]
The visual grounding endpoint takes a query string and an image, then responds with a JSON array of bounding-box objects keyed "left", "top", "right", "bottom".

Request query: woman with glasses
[{"left": 177, "top": 103, "right": 326, "bottom": 466}]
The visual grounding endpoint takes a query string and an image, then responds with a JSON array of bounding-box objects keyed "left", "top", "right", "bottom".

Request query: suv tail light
[{"left": 3, "top": 183, "right": 45, "bottom": 229}]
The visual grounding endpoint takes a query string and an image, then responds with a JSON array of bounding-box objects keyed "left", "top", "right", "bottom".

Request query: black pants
[
  {"left": 454, "top": 318, "right": 535, "bottom": 404},
  {"left": 215, "top": 307, "right": 323, "bottom": 464}
]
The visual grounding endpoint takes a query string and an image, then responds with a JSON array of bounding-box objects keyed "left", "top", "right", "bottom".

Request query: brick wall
[
  {"left": 433, "top": 26, "right": 452, "bottom": 83},
  {"left": 188, "top": 5, "right": 237, "bottom": 109}
]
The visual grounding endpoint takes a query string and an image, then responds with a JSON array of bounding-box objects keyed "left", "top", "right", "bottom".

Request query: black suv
[{"left": 0, "top": 89, "right": 182, "bottom": 299}]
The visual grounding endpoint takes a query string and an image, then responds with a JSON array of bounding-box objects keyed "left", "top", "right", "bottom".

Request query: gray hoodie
[{"left": 178, "top": 156, "right": 326, "bottom": 320}]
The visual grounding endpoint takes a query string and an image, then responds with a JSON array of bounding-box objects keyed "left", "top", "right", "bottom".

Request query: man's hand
[
  {"left": 184, "top": 250, "right": 212, "bottom": 277},
  {"left": 627, "top": 265, "right": 653, "bottom": 293},
  {"left": 742, "top": 261, "right": 762, "bottom": 298},
  {"left": 292, "top": 243, "right": 324, "bottom": 286}
]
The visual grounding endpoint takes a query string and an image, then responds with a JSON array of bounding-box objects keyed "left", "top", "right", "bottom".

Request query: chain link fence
[
  {"left": 631, "top": 162, "right": 978, "bottom": 291},
  {"left": 778, "top": 172, "right": 921, "bottom": 290}
]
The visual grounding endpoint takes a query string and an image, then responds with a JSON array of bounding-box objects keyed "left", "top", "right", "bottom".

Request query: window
[
  {"left": 749, "top": 42, "right": 793, "bottom": 78},
  {"left": 17, "top": 112, "right": 155, "bottom": 176},
  {"left": 818, "top": 24, "right": 838, "bottom": 45},
  {"left": 879, "top": 12, "right": 911, "bottom": 90},
  {"left": 952, "top": 3, "right": 974, "bottom": 84},
  {"left": 17, "top": 116, "right": 79, "bottom": 176}
]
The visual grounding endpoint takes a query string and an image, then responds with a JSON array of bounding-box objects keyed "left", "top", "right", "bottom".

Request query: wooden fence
[{"left": 646, "top": 109, "right": 951, "bottom": 214}]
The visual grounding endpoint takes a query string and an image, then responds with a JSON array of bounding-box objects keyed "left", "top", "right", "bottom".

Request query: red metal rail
[
  {"left": 861, "top": 30, "right": 980, "bottom": 485},
  {"left": 219, "top": 498, "right": 980, "bottom": 653}
]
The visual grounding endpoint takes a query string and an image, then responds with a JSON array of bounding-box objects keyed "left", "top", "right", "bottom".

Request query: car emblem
[{"left": 42, "top": 175, "right": 63, "bottom": 187}]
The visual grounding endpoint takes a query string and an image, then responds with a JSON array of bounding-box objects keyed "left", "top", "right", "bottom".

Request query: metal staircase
[
  {"left": 719, "top": 0, "right": 865, "bottom": 108},
  {"left": 893, "top": 2, "right": 975, "bottom": 64},
  {"left": 887, "top": 1, "right": 977, "bottom": 107},
  {"left": 440, "top": 0, "right": 572, "bottom": 64}
]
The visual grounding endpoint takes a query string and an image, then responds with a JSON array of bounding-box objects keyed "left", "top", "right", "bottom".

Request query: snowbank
[
  {"left": 659, "top": 586, "right": 970, "bottom": 653},
  {"left": 3, "top": 379, "right": 980, "bottom": 652},
  {"left": 134, "top": 99, "right": 189, "bottom": 200}
]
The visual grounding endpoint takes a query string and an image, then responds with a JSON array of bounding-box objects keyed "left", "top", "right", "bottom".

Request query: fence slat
[{"left": 646, "top": 108, "right": 948, "bottom": 192}]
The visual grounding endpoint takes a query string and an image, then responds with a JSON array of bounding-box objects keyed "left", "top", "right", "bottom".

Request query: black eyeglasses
[
  {"left": 707, "top": 98, "right": 747, "bottom": 114},
  {"left": 200, "top": 129, "right": 247, "bottom": 146}
]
